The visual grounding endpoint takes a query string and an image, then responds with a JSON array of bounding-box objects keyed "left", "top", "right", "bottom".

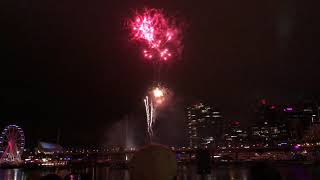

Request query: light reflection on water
[{"left": 0, "top": 164, "right": 319, "bottom": 180}]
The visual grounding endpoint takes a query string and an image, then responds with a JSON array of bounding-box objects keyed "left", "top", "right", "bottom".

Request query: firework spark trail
[
  {"left": 144, "top": 96, "right": 155, "bottom": 138},
  {"left": 150, "top": 98, "right": 155, "bottom": 136},
  {"left": 144, "top": 96, "right": 151, "bottom": 136}
]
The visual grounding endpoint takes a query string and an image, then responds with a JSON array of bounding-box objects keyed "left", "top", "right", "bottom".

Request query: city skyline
[
  {"left": 1, "top": 0, "right": 319, "bottom": 147},
  {"left": 1, "top": 98, "right": 319, "bottom": 149}
]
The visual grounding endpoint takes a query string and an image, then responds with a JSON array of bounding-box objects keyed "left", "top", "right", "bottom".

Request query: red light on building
[
  {"left": 261, "top": 99, "right": 267, "bottom": 105},
  {"left": 232, "top": 121, "right": 240, "bottom": 125}
]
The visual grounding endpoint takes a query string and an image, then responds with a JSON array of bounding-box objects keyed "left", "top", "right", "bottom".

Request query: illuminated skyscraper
[
  {"left": 284, "top": 101, "right": 320, "bottom": 140},
  {"left": 224, "top": 121, "right": 248, "bottom": 147},
  {"left": 187, "top": 103, "right": 223, "bottom": 147},
  {"left": 251, "top": 99, "right": 288, "bottom": 144}
]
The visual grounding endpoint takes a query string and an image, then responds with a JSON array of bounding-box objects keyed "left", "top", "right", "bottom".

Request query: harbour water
[{"left": 1, "top": 164, "right": 320, "bottom": 180}]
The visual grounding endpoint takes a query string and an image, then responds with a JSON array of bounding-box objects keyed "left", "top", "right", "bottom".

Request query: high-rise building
[
  {"left": 255, "top": 99, "right": 279, "bottom": 126},
  {"left": 282, "top": 106, "right": 305, "bottom": 140},
  {"left": 283, "top": 101, "right": 319, "bottom": 140},
  {"left": 224, "top": 121, "right": 248, "bottom": 147},
  {"left": 187, "top": 103, "right": 223, "bottom": 148},
  {"left": 300, "top": 101, "right": 320, "bottom": 126},
  {"left": 251, "top": 99, "right": 320, "bottom": 143},
  {"left": 251, "top": 99, "right": 288, "bottom": 144}
]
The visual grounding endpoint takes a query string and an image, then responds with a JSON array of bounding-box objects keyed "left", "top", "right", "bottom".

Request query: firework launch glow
[
  {"left": 153, "top": 87, "right": 164, "bottom": 98},
  {"left": 144, "top": 85, "right": 168, "bottom": 139},
  {"left": 129, "top": 8, "right": 182, "bottom": 61}
]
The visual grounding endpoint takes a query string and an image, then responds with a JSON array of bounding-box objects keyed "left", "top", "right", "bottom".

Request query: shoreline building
[
  {"left": 187, "top": 103, "right": 223, "bottom": 148},
  {"left": 224, "top": 121, "right": 248, "bottom": 147},
  {"left": 251, "top": 99, "right": 288, "bottom": 145}
]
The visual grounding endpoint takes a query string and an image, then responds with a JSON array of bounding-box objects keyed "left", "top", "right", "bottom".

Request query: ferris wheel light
[{"left": 0, "top": 124, "right": 25, "bottom": 163}]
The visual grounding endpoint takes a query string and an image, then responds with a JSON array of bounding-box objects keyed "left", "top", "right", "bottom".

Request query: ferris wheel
[{"left": 0, "top": 125, "right": 25, "bottom": 163}]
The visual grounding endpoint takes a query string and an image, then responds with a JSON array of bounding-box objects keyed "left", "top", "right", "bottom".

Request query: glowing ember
[
  {"left": 153, "top": 87, "right": 164, "bottom": 98},
  {"left": 129, "top": 8, "right": 182, "bottom": 61},
  {"left": 151, "top": 86, "right": 167, "bottom": 105}
]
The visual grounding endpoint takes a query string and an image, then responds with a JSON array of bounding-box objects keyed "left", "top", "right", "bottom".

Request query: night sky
[{"left": 0, "top": 0, "right": 319, "bottom": 147}]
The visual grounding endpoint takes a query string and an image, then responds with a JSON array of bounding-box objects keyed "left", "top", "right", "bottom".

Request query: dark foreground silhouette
[
  {"left": 39, "top": 174, "right": 62, "bottom": 180},
  {"left": 249, "top": 162, "right": 281, "bottom": 180}
]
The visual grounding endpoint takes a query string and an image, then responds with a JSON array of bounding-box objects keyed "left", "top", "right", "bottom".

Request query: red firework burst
[{"left": 129, "top": 8, "right": 181, "bottom": 61}]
